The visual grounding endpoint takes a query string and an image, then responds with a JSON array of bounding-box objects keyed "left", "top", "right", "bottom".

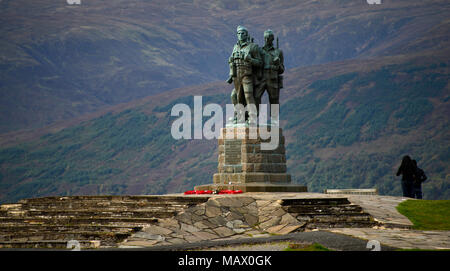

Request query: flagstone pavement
[{"left": 121, "top": 193, "right": 449, "bottom": 250}]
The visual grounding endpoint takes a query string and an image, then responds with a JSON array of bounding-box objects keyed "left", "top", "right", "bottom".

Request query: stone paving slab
[
  {"left": 118, "top": 192, "right": 376, "bottom": 248},
  {"left": 345, "top": 195, "right": 413, "bottom": 227},
  {"left": 171, "top": 192, "right": 413, "bottom": 227},
  {"left": 208, "top": 192, "right": 414, "bottom": 228},
  {"left": 326, "top": 228, "right": 450, "bottom": 250}
]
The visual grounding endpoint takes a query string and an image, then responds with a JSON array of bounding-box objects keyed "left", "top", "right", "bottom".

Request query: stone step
[
  {"left": 295, "top": 213, "right": 374, "bottom": 222},
  {"left": 16, "top": 202, "right": 201, "bottom": 210},
  {"left": 16, "top": 205, "right": 184, "bottom": 211},
  {"left": 294, "top": 213, "right": 376, "bottom": 229},
  {"left": 0, "top": 224, "right": 141, "bottom": 233},
  {"left": 5, "top": 209, "right": 178, "bottom": 218},
  {"left": 287, "top": 211, "right": 367, "bottom": 217},
  {"left": 0, "top": 216, "right": 159, "bottom": 225},
  {"left": 281, "top": 197, "right": 378, "bottom": 229},
  {"left": 283, "top": 204, "right": 364, "bottom": 214},
  {"left": 9, "top": 199, "right": 208, "bottom": 214},
  {"left": 304, "top": 221, "right": 376, "bottom": 229},
  {"left": 21, "top": 203, "right": 190, "bottom": 209},
  {"left": 0, "top": 230, "right": 131, "bottom": 243},
  {"left": 18, "top": 195, "right": 209, "bottom": 205},
  {"left": 0, "top": 240, "right": 102, "bottom": 249},
  {"left": 281, "top": 198, "right": 350, "bottom": 206},
  {"left": 17, "top": 201, "right": 200, "bottom": 208},
  {"left": 324, "top": 188, "right": 378, "bottom": 195},
  {"left": 7, "top": 196, "right": 196, "bottom": 208}
]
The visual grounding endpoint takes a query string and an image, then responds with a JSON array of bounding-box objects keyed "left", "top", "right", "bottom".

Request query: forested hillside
[
  {"left": 1, "top": 52, "right": 448, "bottom": 203},
  {"left": 1, "top": 0, "right": 449, "bottom": 132}
]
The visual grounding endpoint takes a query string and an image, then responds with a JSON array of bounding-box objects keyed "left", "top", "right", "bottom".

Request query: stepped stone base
[
  {"left": 213, "top": 172, "right": 292, "bottom": 184},
  {"left": 202, "top": 126, "right": 306, "bottom": 193},
  {"left": 195, "top": 183, "right": 307, "bottom": 193}
]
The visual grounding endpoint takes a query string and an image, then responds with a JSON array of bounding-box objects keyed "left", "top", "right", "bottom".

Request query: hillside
[
  {"left": 0, "top": 50, "right": 448, "bottom": 204},
  {"left": 1, "top": 0, "right": 450, "bottom": 132}
]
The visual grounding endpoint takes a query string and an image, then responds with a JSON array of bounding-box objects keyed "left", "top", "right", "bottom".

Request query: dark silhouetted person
[
  {"left": 412, "top": 160, "right": 427, "bottom": 199},
  {"left": 396, "top": 155, "right": 415, "bottom": 198}
]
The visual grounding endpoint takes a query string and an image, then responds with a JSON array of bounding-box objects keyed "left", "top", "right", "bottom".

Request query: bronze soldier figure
[
  {"left": 227, "top": 26, "right": 262, "bottom": 125},
  {"left": 254, "top": 29, "right": 284, "bottom": 123}
]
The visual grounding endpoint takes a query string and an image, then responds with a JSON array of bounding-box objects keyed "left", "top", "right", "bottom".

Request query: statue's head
[
  {"left": 236, "top": 25, "right": 248, "bottom": 42},
  {"left": 264, "top": 29, "right": 274, "bottom": 45}
]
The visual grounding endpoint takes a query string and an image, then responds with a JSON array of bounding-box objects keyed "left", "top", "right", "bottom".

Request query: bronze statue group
[
  {"left": 396, "top": 155, "right": 428, "bottom": 199},
  {"left": 227, "top": 26, "right": 284, "bottom": 125}
]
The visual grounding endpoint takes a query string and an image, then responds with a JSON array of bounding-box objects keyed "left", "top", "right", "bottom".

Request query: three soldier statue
[{"left": 227, "top": 26, "right": 284, "bottom": 125}]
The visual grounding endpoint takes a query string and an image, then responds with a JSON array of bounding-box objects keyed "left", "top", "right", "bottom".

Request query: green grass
[
  {"left": 396, "top": 200, "right": 450, "bottom": 230},
  {"left": 396, "top": 248, "right": 450, "bottom": 251},
  {"left": 283, "top": 243, "right": 333, "bottom": 251}
]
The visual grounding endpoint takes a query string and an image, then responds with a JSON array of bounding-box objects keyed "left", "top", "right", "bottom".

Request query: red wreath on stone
[{"left": 184, "top": 189, "right": 242, "bottom": 195}]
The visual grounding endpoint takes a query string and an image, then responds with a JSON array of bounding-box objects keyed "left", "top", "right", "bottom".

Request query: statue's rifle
[{"left": 276, "top": 36, "right": 283, "bottom": 89}]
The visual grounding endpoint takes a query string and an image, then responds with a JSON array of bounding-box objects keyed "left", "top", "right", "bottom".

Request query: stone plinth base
[
  {"left": 213, "top": 172, "right": 291, "bottom": 184},
  {"left": 194, "top": 183, "right": 307, "bottom": 193},
  {"left": 201, "top": 126, "right": 307, "bottom": 193}
]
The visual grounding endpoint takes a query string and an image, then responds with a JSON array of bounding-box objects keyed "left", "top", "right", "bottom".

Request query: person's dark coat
[
  {"left": 397, "top": 155, "right": 416, "bottom": 198},
  {"left": 396, "top": 156, "right": 416, "bottom": 182}
]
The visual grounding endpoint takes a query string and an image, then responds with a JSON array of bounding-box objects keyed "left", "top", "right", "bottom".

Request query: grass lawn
[
  {"left": 396, "top": 200, "right": 450, "bottom": 230},
  {"left": 283, "top": 243, "right": 332, "bottom": 251}
]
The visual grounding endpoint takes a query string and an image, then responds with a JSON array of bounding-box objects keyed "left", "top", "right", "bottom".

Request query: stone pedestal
[{"left": 195, "top": 126, "right": 307, "bottom": 192}]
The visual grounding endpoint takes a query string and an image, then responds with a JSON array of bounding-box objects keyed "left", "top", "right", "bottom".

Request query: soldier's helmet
[
  {"left": 237, "top": 25, "right": 248, "bottom": 34},
  {"left": 264, "top": 29, "right": 274, "bottom": 38}
]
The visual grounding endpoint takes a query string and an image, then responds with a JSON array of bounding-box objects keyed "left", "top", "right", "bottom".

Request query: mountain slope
[
  {"left": 0, "top": 51, "right": 448, "bottom": 204},
  {"left": 1, "top": 0, "right": 449, "bottom": 132}
]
